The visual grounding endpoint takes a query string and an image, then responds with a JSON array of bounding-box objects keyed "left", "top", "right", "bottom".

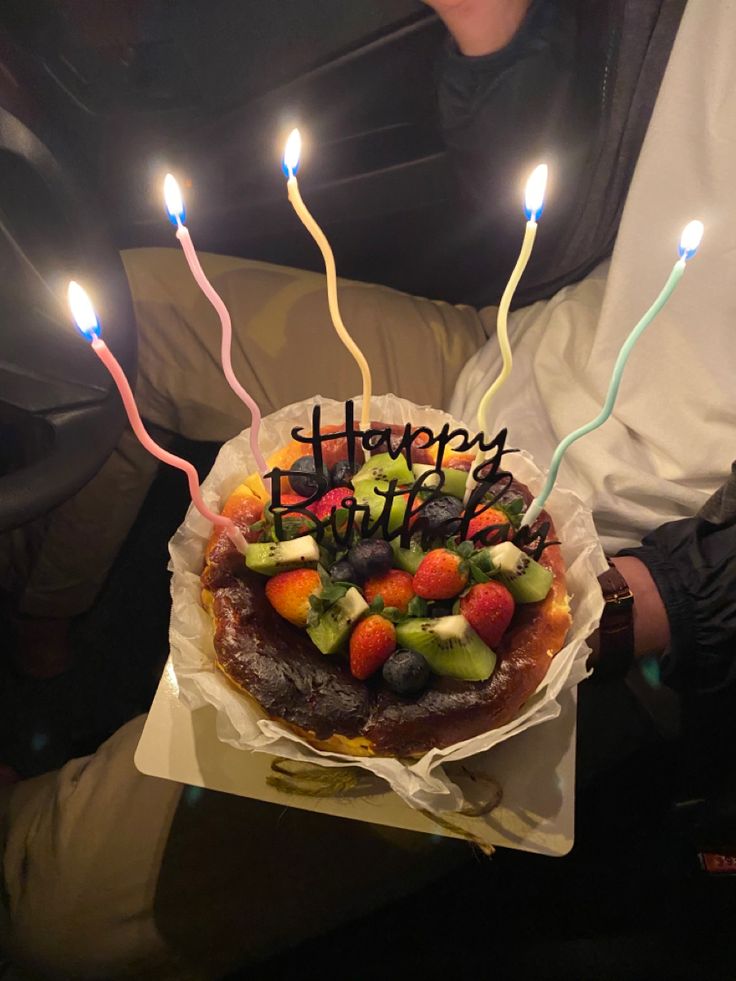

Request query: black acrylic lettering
[
  {"left": 266, "top": 466, "right": 323, "bottom": 542},
  {"left": 271, "top": 403, "right": 553, "bottom": 555},
  {"left": 398, "top": 470, "right": 445, "bottom": 548},
  {"left": 512, "top": 521, "right": 555, "bottom": 560}
]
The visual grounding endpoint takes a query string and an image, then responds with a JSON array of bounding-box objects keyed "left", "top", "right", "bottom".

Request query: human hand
[{"left": 422, "top": 0, "right": 532, "bottom": 56}]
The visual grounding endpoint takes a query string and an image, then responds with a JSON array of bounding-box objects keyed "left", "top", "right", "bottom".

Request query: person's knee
[{"left": 1, "top": 717, "right": 185, "bottom": 979}]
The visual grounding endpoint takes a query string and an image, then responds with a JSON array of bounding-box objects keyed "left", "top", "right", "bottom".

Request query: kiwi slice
[
  {"left": 353, "top": 451, "right": 412, "bottom": 487},
  {"left": 396, "top": 615, "right": 496, "bottom": 681},
  {"left": 411, "top": 464, "right": 467, "bottom": 500},
  {"left": 391, "top": 536, "right": 426, "bottom": 574},
  {"left": 353, "top": 480, "right": 408, "bottom": 534},
  {"left": 245, "top": 535, "right": 320, "bottom": 576},
  {"left": 486, "top": 541, "right": 553, "bottom": 603},
  {"left": 307, "top": 587, "right": 369, "bottom": 655}
]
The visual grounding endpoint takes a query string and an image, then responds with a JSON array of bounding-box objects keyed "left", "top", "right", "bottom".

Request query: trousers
[{"left": 0, "top": 716, "right": 466, "bottom": 980}]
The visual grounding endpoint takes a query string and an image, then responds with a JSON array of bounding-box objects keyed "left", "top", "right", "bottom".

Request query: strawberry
[
  {"left": 349, "top": 614, "right": 397, "bottom": 680},
  {"left": 464, "top": 507, "right": 510, "bottom": 546},
  {"left": 310, "top": 487, "right": 355, "bottom": 522},
  {"left": 363, "top": 569, "right": 415, "bottom": 614},
  {"left": 265, "top": 568, "right": 322, "bottom": 627},
  {"left": 459, "top": 581, "right": 515, "bottom": 648},
  {"left": 413, "top": 548, "right": 469, "bottom": 600}
]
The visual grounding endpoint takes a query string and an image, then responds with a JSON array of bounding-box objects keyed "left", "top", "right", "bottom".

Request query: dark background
[
  {"left": 0, "top": 0, "right": 463, "bottom": 527},
  {"left": 0, "top": 0, "right": 461, "bottom": 301},
  {"left": 0, "top": 4, "right": 734, "bottom": 978}
]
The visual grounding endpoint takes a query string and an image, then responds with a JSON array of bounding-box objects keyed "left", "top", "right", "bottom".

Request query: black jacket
[
  {"left": 620, "top": 465, "right": 736, "bottom": 694},
  {"left": 437, "top": 0, "right": 685, "bottom": 308}
]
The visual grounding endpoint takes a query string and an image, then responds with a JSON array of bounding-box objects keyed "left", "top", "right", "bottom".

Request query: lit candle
[
  {"left": 282, "top": 128, "right": 373, "bottom": 431},
  {"left": 163, "top": 173, "right": 268, "bottom": 477},
  {"left": 67, "top": 281, "right": 248, "bottom": 554},
  {"left": 466, "top": 164, "right": 548, "bottom": 502},
  {"left": 521, "top": 220, "right": 704, "bottom": 528}
]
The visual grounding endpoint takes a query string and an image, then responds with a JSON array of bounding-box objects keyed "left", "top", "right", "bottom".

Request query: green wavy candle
[{"left": 522, "top": 220, "right": 704, "bottom": 528}]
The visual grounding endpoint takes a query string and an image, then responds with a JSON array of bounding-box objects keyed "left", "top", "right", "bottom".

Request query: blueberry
[
  {"left": 413, "top": 495, "right": 463, "bottom": 539},
  {"left": 289, "top": 455, "right": 329, "bottom": 497},
  {"left": 330, "top": 559, "right": 357, "bottom": 584},
  {"left": 382, "top": 649, "right": 431, "bottom": 696},
  {"left": 330, "top": 459, "right": 359, "bottom": 488},
  {"left": 347, "top": 539, "right": 393, "bottom": 581}
]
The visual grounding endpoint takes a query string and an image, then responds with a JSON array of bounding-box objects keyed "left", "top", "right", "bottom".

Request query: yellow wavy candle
[
  {"left": 465, "top": 219, "right": 538, "bottom": 501},
  {"left": 287, "top": 175, "right": 373, "bottom": 432}
]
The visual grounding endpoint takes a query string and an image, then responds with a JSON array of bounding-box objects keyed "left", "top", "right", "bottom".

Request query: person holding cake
[
  {"left": 3, "top": 0, "right": 689, "bottom": 679},
  {"left": 2, "top": 1, "right": 735, "bottom": 977}
]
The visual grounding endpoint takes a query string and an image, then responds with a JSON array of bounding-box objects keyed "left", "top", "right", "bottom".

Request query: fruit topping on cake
[
  {"left": 208, "top": 401, "right": 562, "bottom": 700},
  {"left": 201, "top": 401, "right": 572, "bottom": 757}
]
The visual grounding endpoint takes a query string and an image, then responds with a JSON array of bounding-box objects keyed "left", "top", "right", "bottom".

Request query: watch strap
[{"left": 592, "top": 559, "right": 635, "bottom": 682}]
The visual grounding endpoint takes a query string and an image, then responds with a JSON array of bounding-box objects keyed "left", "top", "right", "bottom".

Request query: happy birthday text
[{"left": 264, "top": 402, "right": 552, "bottom": 557}]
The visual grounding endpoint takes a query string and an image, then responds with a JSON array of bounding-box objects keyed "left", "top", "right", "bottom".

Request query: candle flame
[
  {"left": 163, "top": 173, "right": 186, "bottom": 226},
  {"left": 283, "top": 128, "right": 301, "bottom": 177},
  {"left": 524, "top": 163, "right": 548, "bottom": 221},
  {"left": 67, "top": 281, "right": 101, "bottom": 341},
  {"left": 678, "top": 219, "right": 704, "bottom": 260}
]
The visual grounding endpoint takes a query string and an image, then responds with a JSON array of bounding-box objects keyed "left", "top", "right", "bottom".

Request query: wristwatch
[{"left": 591, "top": 559, "right": 635, "bottom": 681}]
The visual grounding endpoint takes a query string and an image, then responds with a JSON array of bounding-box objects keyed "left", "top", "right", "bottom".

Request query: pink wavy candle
[
  {"left": 91, "top": 337, "right": 248, "bottom": 554},
  {"left": 175, "top": 222, "right": 268, "bottom": 476}
]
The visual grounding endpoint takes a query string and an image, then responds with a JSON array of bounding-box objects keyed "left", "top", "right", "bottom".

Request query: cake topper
[{"left": 266, "top": 400, "right": 554, "bottom": 557}]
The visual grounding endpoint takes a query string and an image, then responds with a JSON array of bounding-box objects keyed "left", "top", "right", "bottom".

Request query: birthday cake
[{"left": 200, "top": 400, "right": 571, "bottom": 759}]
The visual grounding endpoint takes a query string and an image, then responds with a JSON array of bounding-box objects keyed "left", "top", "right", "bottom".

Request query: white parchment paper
[{"left": 169, "top": 394, "right": 607, "bottom": 812}]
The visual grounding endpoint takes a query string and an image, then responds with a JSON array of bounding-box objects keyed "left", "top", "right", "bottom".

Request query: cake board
[{"left": 135, "top": 657, "right": 577, "bottom": 856}]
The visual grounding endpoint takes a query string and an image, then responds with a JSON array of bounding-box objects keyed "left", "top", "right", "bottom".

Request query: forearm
[
  {"left": 425, "top": 0, "right": 532, "bottom": 56},
  {"left": 610, "top": 556, "right": 671, "bottom": 659},
  {"left": 592, "top": 480, "right": 736, "bottom": 692},
  {"left": 587, "top": 556, "right": 671, "bottom": 668}
]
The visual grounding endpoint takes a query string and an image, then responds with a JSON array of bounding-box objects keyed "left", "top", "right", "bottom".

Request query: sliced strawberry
[
  {"left": 464, "top": 507, "right": 510, "bottom": 546},
  {"left": 412, "top": 548, "right": 469, "bottom": 600},
  {"left": 459, "top": 581, "right": 515, "bottom": 648},
  {"left": 363, "top": 569, "right": 415, "bottom": 614},
  {"left": 265, "top": 568, "right": 322, "bottom": 627},
  {"left": 349, "top": 614, "right": 397, "bottom": 680},
  {"left": 310, "top": 487, "right": 356, "bottom": 522}
]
